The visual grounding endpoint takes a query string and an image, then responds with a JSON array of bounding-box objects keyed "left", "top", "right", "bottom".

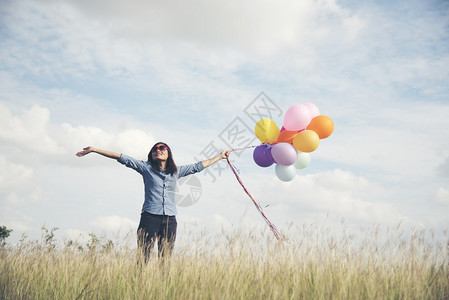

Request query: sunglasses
[{"left": 152, "top": 145, "right": 168, "bottom": 152}]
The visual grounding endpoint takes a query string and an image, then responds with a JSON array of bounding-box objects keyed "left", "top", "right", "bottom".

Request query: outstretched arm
[
  {"left": 202, "top": 150, "right": 231, "bottom": 168},
  {"left": 76, "top": 146, "right": 121, "bottom": 159}
]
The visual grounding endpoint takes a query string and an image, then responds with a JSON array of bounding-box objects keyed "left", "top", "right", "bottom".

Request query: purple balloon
[
  {"left": 271, "top": 143, "right": 298, "bottom": 166},
  {"left": 253, "top": 145, "right": 275, "bottom": 167}
]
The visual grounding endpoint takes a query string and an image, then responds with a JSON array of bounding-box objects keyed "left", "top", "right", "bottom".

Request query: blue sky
[{"left": 0, "top": 0, "right": 448, "bottom": 246}]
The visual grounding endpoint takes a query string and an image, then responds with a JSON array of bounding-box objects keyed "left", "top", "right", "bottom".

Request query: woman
[{"left": 76, "top": 142, "right": 231, "bottom": 260}]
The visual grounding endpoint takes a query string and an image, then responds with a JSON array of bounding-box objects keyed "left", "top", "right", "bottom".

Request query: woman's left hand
[{"left": 221, "top": 150, "right": 232, "bottom": 159}]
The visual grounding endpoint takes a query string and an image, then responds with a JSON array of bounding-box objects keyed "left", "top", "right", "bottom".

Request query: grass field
[{"left": 1, "top": 223, "right": 448, "bottom": 299}]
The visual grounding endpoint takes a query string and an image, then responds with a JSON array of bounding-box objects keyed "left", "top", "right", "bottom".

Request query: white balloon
[
  {"left": 294, "top": 152, "right": 311, "bottom": 169},
  {"left": 275, "top": 164, "right": 296, "bottom": 182}
]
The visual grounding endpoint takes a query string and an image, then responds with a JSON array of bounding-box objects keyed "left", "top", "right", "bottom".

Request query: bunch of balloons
[{"left": 253, "top": 103, "right": 334, "bottom": 182}]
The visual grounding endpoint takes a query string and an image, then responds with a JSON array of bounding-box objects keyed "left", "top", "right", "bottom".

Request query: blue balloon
[
  {"left": 275, "top": 164, "right": 296, "bottom": 182},
  {"left": 253, "top": 144, "right": 275, "bottom": 167}
]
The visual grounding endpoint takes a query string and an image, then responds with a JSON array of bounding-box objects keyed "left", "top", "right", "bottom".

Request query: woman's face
[{"left": 151, "top": 144, "right": 169, "bottom": 161}]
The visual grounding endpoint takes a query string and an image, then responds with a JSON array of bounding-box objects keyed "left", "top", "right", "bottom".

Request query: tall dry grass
[{"left": 1, "top": 223, "right": 448, "bottom": 299}]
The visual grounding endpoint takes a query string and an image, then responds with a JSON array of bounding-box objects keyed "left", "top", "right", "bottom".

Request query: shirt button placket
[{"left": 162, "top": 179, "right": 166, "bottom": 215}]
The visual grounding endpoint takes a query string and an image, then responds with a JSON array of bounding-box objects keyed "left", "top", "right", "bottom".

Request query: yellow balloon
[
  {"left": 293, "top": 130, "right": 319, "bottom": 153},
  {"left": 255, "top": 118, "right": 280, "bottom": 143}
]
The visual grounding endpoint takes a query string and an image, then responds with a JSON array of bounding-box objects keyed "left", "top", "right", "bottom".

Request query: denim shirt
[{"left": 117, "top": 154, "right": 204, "bottom": 216}]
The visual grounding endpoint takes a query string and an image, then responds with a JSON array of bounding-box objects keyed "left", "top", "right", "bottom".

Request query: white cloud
[
  {"left": 437, "top": 156, "right": 449, "bottom": 178},
  {"left": 0, "top": 0, "right": 365, "bottom": 91},
  {"left": 176, "top": 214, "right": 200, "bottom": 227},
  {"left": 0, "top": 103, "right": 64, "bottom": 155},
  {"left": 313, "top": 101, "right": 449, "bottom": 182},
  {"left": 0, "top": 101, "right": 158, "bottom": 164},
  {"left": 58, "top": 124, "right": 115, "bottom": 151},
  {"left": 212, "top": 214, "right": 233, "bottom": 231},
  {"left": 90, "top": 215, "right": 138, "bottom": 234},
  {"left": 116, "top": 129, "right": 155, "bottom": 159},
  {"left": 61, "top": 0, "right": 359, "bottom": 55},
  {"left": 63, "top": 228, "right": 90, "bottom": 244},
  {"left": 59, "top": 123, "right": 156, "bottom": 160},
  {"left": 0, "top": 205, "right": 34, "bottom": 233},
  {"left": 3, "top": 192, "right": 27, "bottom": 207},
  {"left": 342, "top": 15, "right": 365, "bottom": 42},
  {"left": 435, "top": 187, "right": 449, "bottom": 206},
  {"left": 1, "top": 0, "right": 145, "bottom": 78},
  {"left": 259, "top": 169, "right": 408, "bottom": 225},
  {"left": 0, "top": 155, "right": 34, "bottom": 192}
]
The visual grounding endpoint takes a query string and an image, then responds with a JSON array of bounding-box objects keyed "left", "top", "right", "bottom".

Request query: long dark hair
[{"left": 148, "top": 142, "right": 177, "bottom": 175}]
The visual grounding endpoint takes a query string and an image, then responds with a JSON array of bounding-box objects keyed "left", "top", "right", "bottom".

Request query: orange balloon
[
  {"left": 293, "top": 130, "right": 319, "bottom": 153},
  {"left": 307, "top": 115, "right": 334, "bottom": 139},
  {"left": 276, "top": 130, "right": 298, "bottom": 144}
]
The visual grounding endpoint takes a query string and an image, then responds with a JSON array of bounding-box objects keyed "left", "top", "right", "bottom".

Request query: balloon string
[
  {"left": 229, "top": 144, "right": 262, "bottom": 152},
  {"left": 229, "top": 130, "right": 281, "bottom": 152},
  {"left": 226, "top": 154, "right": 285, "bottom": 242}
]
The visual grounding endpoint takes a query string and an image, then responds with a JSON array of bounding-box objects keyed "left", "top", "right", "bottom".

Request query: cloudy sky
[{"left": 1, "top": 0, "right": 448, "bottom": 246}]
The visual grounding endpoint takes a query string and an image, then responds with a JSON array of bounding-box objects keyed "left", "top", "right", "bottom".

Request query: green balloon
[{"left": 294, "top": 152, "right": 311, "bottom": 169}]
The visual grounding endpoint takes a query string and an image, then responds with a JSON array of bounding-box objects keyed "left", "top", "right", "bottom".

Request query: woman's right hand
[{"left": 76, "top": 146, "right": 95, "bottom": 157}]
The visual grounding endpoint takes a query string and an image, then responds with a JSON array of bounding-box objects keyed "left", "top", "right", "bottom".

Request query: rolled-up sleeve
[
  {"left": 177, "top": 161, "right": 204, "bottom": 178},
  {"left": 117, "top": 154, "right": 146, "bottom": 174}
]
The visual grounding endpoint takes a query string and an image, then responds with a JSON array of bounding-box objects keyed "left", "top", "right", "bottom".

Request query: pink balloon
[
  {"left": 271, "top": 143, "right": 298, "bottom": 166},
  {"left": 283, "top": 104, "right": 312, "bottom": 131},
  {"left": 304, "top": 103, "right": 320, "bottom": 118}
]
